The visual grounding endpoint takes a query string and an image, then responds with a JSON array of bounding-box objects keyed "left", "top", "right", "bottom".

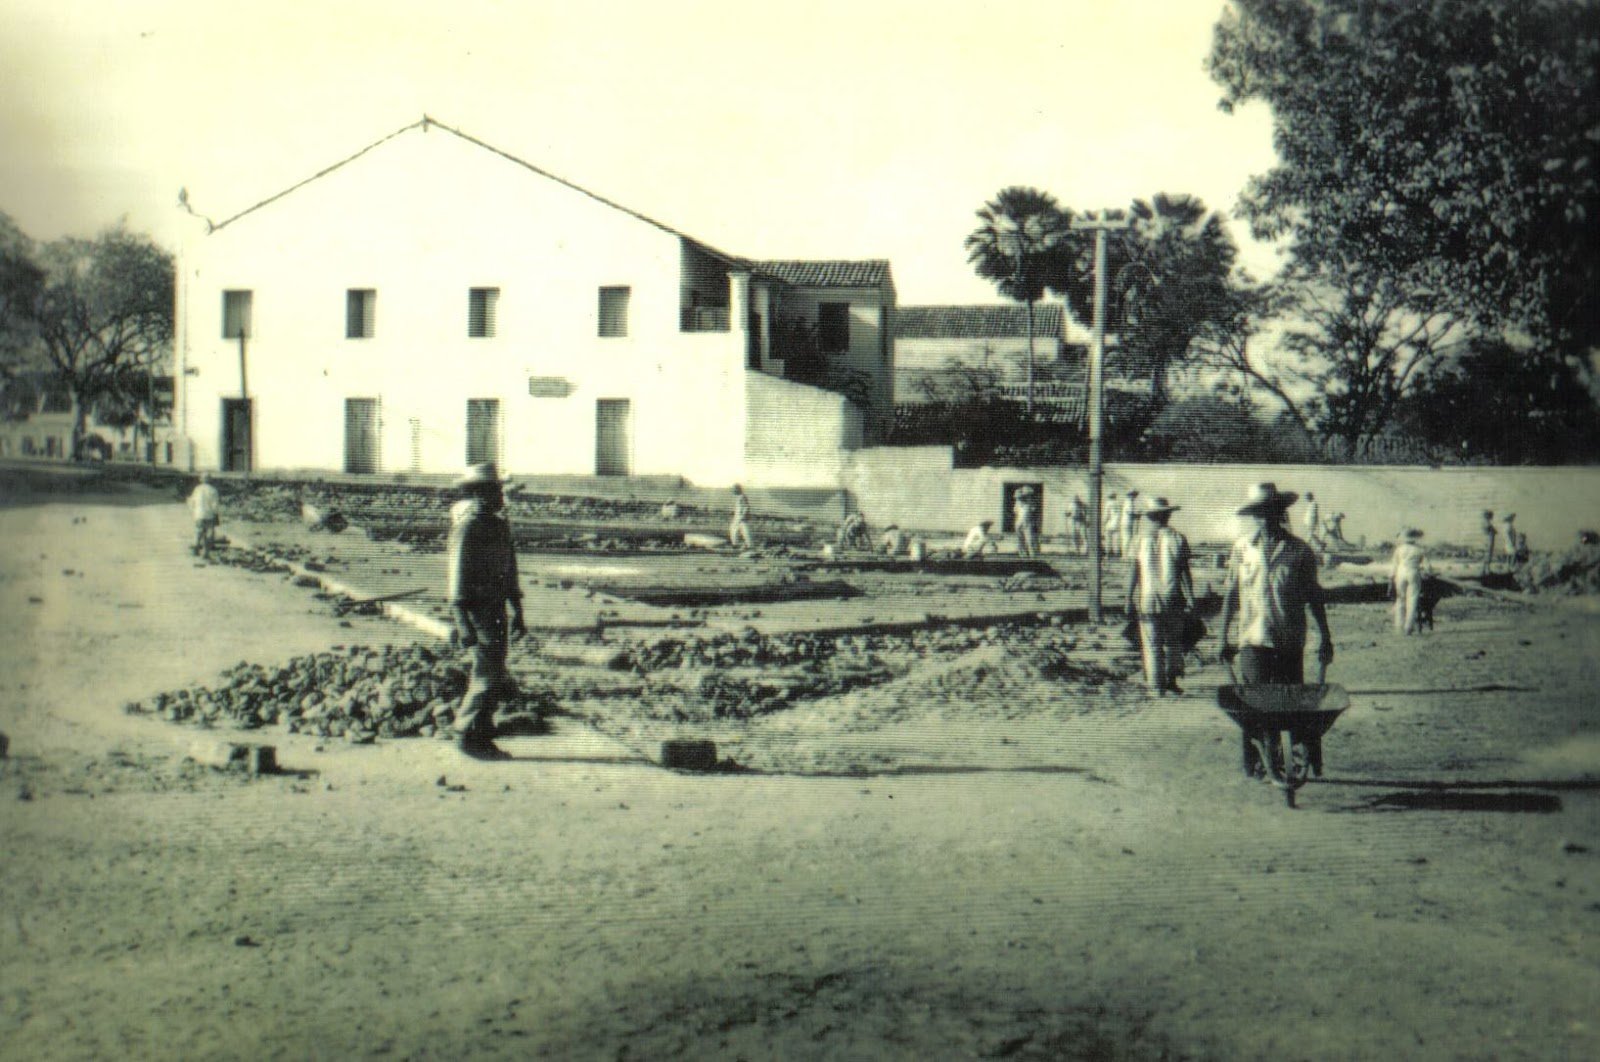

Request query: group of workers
[{"left": 183, "top": 463, "right": 1530, "bottom": 770}]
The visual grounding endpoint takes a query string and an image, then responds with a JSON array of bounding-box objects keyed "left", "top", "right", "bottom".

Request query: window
[
  {"left": 468, "top": 287, "right": 499, "bottom": 338},
  {"left": 346, "top": 289, "right": 376, "bottom": 338},
  {"left": 598, "top": 286, "right": 631, "bottom": 338},
  {"left": 818, "top": 302, "right": 850, "bottom": 354},
  {"left": 222, "top": 290, "right": 253, "bottom": 339}
]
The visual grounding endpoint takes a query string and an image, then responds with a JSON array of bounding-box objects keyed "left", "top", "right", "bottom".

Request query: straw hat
[
  {"left": 1143, "top": 497, "right": 1180, "bottom": 517},
  {"left": 1402, "top": 528, "right": 1424, "bottom": 539},
  {"left": 454, "top": 461, "right": 506, "bottom": 488},
  {"left": 1237, "top": 481, "right": 1299, "bottom": 516}
]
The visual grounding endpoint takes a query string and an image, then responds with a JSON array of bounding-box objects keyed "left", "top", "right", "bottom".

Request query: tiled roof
[
  {"left": 895, "top": 304, "right": 1065, "bottom": 340},
  {"left": 751, "top": 260, "right": 893, "bottom": 288}
]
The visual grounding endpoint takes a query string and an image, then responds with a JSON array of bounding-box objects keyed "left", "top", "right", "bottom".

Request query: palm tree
[
  {"left": 965, "top": 187, "right": 1071, "bottom": 416},
  {"left": 1056, "top": 193, "right": 1239, "bottom": 411}
]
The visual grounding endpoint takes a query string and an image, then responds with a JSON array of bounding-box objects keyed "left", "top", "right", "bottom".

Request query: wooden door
[
  {"left": 595, "top": 398, "right": 632, "bottom": 476},
  {"left": 221, "top": 398, "right": 252, "bottom": 472},
  {"left": 344, "top": 398, "right": 380, "bottom": 474}
]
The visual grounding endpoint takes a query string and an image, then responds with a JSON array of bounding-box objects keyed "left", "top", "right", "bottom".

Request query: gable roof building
[
  {"left": 892, "top": 303, "right": 1076, "bottom": 405},
  {"left": 175, "top": 118, "right": 895, "bottom": 486}
]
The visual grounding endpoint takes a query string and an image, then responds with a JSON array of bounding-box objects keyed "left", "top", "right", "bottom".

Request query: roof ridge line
[{"left": 207, "top": 116, "right": 749, "bottom": 268}]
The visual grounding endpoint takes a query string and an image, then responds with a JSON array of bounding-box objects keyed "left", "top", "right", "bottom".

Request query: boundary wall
[{"left": 843, "top": 448, "right": 1600, "bottom": 550}]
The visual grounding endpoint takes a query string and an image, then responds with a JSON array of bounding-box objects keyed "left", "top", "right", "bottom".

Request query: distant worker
[
  {"left": 1103, "top": 492, "right": 1122, "bottom": 558},
  {"left": 880, "top": 524, "right": 907, "bottom": 556},
  {"left": 187, "top": 472, "right": 222, "bottom": 560},
  {"left": 1390, "top": 528, "right": 1429, "bottom": 636},
  {"left": 1219, "top": 482, "right": 1335, "bottom": 779},
  {"left": 1013, "top": 486, "right": 1038, "bottom": 559},
  {"left": 1120, "top": 489, "right": 1141, "bottom": 557},
  {"left": 659, "top": 500, "right": 681, "bottom": 520},
  {"left": 729, "top": 484, "right": 755, "bottom": 550},
  {"left": 1480, "top": 510, "right": 1497, "bottom": 576},
  {"left": 446, "top": 462, "right": 526, "bottom": 761},
  {"left": 1304, "top": 492, "right": 1322, "bottom": 551},
  {"left": 836, "top": 511, "right": 871, "bottom": 552},
  {"left": 1500, "top": 513, "right": 1518, "bottom": 564},
  {"left": 962, "top": 520, "right": 998, "bottom": 560},
  {"left": 1066, "top": 495, "right": 1088, "bottom": 556},
  {"left": 1511, "top": 529, "right": 1530, "bottom": 567},
  {"left": 1323, "top": 512, "right": 1348, "bottom": 550},
  {"left": 907, "top": 536, "right": 927, "bottom": 563},
  {"left": 1125, "top": 497, "right": 1195, "bottom": 695}
]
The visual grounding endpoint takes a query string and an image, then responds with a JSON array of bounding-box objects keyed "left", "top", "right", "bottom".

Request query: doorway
[
  {"left": 595, "top": 398, "right": 632, "bottom": 476},
  {"left": 344, "top": 398, "right": 380, "bottom": 474},
  {"left": 465, "top": 399, "right": 500, "bottom": 466},
  {"left": 221, "top": 398, "right": 252, "bottom": 472}
]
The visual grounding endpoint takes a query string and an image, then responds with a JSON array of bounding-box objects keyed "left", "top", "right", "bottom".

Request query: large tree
[
  {"left": 29, "top": 226, "right": 174, "bottom": 459},
  {"left": 0, "top": 212, "right": 43, "bottom": 386},
  {"left": 1209, "top": 0, "right": 1600, "bottom": 355},
  {"left": 1056, "top": 193, "right": 1242, "bottom": 410},
  {"left": 965, "top": 187, "right": 1073, "bottom": 414}
]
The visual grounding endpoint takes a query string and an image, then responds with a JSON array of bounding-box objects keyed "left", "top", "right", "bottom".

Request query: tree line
[
  {"left": 941, "top": 0, "right": 1599, "bottom": 466},
  {"left": 1, "top": 214, "right": 175, "bottom": 460}
]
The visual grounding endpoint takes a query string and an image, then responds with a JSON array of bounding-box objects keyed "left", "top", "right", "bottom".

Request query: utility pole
[{"left": 1070, "top": 210, "right": 1129, "bottom": 622}]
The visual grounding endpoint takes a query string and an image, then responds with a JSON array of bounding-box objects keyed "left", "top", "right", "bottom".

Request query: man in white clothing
[
  {"left": 187, "top": 473, "right": 222, "bottom": 560},
  {"left": 962, "top": 520, "right": 998, "bottom": 560},
  {"left": 1390, "top": 528, "right": 1428, "bottom": 635},
  {"left": 1102, "top": 492, "right": 1122, "bottom": 558},
  {"left": 1126, "top": 497, "right": 1195, "bottom": 695},
  {"left": 1120, "top": 489, "right": 1141, "bottom": 557},
  {"left": 1304, "top": 492, "right": 1322, "bottom": 551}
]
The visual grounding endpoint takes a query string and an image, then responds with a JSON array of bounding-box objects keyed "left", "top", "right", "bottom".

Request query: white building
[
  {"left": 176, "top": 117, "right": 895, "bottom": 486},
  {"left": 893, "top": 304, "right": 1073, "bottom": 405}
]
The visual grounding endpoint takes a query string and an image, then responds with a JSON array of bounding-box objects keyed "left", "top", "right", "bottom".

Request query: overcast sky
[{"left": 0, "top": 0, "right": 1281, "bottom": 305}]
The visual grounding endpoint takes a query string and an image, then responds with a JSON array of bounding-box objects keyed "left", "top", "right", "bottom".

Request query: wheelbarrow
[{"left": 1214, "top": 660, "right": 1350, "bottom": 808}]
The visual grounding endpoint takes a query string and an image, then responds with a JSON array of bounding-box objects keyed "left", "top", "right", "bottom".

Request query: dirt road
[{"left": 2, "top": 490, "right": 1597, "bottom": 1059}]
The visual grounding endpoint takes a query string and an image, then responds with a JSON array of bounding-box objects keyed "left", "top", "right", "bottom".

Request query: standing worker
[
  {"left": 1126, "top": 498, "right": 1195, "bottom": 695},
  {"left": 729, "top": 484, "right": 755, "bottom": 550},
  {"left": 1390, "top": 528, "right": 1428, "bottom": 636},
  {"left": 1067, "top": 494, "right": 1088, "bottom": 556},
  {"left": 446, "top": 462, "right": 527, "bottom": 761},
  {"left": 187, "top": 472, "right": 222, "bottom": 560},
  {"left": 1120, "top": 489, "right": 1141, "bottom": 557},
  {"left": 1218, "top": 482, "right": 1336, "bottom": 779},
  {"left": 1500, "top": 513, "right": 1519, "bottom": 565},
  {"left": 1013, "top": 486, "right": 1038, "bottom": 559},
  {"left": 880, "top": 523, "right": 906, "bottom": 556},
  {"left": 1304, "top": 492, "right": 1322, "bottom": 551},
  {"left": 1103, "top": 492, "right": 1122, "bottom": 558},
  {"left": 1480, "top": 510, "right": 1498, "bottom": 576}
]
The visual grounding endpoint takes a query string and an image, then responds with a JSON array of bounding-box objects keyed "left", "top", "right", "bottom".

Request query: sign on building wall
[{"left": 528, "top": 377, "right": 575, "bottom": 398}]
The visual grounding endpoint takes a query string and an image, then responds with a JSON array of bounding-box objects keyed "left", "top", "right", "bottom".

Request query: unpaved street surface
[{"left": 2, "top": 482, "right": 1597, "bottom": 1059}]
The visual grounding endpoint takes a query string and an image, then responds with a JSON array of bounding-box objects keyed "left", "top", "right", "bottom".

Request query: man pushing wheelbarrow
[{"left": 1217, "top": 482, "right": 1337, "bottom": 783}]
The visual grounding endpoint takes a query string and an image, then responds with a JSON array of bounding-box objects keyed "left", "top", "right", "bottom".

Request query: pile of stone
[
  {"left": 124, "top": 644, "right": 493, "bottom": 741},
  {"left": 1516, "top": 540, "right": 1600, "bottom": 595}
]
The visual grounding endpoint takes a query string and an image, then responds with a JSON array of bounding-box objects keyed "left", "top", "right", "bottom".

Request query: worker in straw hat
[
  {"left": 1390, "top": 528, "right": 1429, "bottom": 636},
  {"left": 1218, "top": 482, "right": 1335, "bottom": 778},
  {"left": 446, "top": 461, "right": 526, "bottom": 760},
  {"left": 1125, "top": 497, "right": 1195, "bottom": 695},
  {"left": 1012, "top": 485, "right": 1038, "bottom": 559}
]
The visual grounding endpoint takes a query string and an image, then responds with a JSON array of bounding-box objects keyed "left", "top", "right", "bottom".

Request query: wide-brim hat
[
  {"left": 1237, "top": 481, "right": 1299, "bottom": 516},
  {"left": 454, "top": 461, "right": 507, "bottom": 488},
  {"left": 1143, "top": 497, "right": 1180, "bottom": 517},
  {"left": 1403, "top": 528, "right": 1424, "bottom": 539},
  {"left": 1503, "top": 513, "right": 1516, "bottom": 520}
]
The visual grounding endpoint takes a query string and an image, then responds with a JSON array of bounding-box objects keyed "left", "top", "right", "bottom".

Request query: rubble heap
[
  {"left": 122, "top": 644, "right": 552, "bottom": 741},
  {"left": 1516, "top": 541, "right": 1600, "bottom": 595}
]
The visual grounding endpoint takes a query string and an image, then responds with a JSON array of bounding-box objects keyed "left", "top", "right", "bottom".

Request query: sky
[{"left": 0, "top": 0, "right": 1282, "bottom": 306}]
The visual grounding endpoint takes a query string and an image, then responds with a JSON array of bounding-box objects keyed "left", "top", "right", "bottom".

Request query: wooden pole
[{"left": 1071, "top": 211, "right": 1129, "bottom": 622}]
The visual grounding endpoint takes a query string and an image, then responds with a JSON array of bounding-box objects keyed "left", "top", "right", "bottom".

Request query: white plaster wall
[
  {"left": 178, "top": 124, "right": 746, "bottom": 484},
  {"left": 776, "top": 285, "right": 893, "bottom": 435},
  {"left": 744, "top": 372, "right": 863, "bottom": 487},
  {"left": 845, "top": 451, "right": 1600, "bottom": 552}
]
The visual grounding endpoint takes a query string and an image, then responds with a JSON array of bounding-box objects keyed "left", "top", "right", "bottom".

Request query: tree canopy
[{"left": 1209, "top": 0, "right": 1600, "bottom": 354}]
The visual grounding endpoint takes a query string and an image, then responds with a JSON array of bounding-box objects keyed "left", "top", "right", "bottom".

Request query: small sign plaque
[{"left": 527, "top": 376, "right": 574, "bottom": 398}]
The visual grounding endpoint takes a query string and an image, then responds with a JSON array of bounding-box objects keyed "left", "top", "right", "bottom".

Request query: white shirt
[
  {"left": 188, "top": 482, "right": 221, "bottom": 521},
  {"left": 1392, "top": 540, "right": 1427, "bottom": 581},
  {"left": 1227, "top": 529, "right": 1321, "bottom": 650},
  {"left": 963, "top": 526, "right": 994, "bottom": 555},
  {"left": 1305, "top": 501, "right": 1320, "bottom": 533},
  {"left": 1131, "top": 524, "right": 1194, "bottom": 615}
]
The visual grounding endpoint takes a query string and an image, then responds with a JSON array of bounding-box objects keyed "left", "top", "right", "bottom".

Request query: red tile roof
[
  {"left": 895, "top": 304, "right": 1066, "bottom": 340},
  {"left": 750, "top": 260, "right": 893, "bottom": 288}
]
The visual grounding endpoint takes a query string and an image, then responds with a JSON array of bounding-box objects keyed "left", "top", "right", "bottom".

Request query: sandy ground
[{"left": 2, "top": 488, "right": 1598, "bottom": 1060}]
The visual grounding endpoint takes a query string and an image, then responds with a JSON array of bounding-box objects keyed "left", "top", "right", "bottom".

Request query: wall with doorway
[{"left": 842, "top": 449, "right": 1600, "bottom": 551}]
